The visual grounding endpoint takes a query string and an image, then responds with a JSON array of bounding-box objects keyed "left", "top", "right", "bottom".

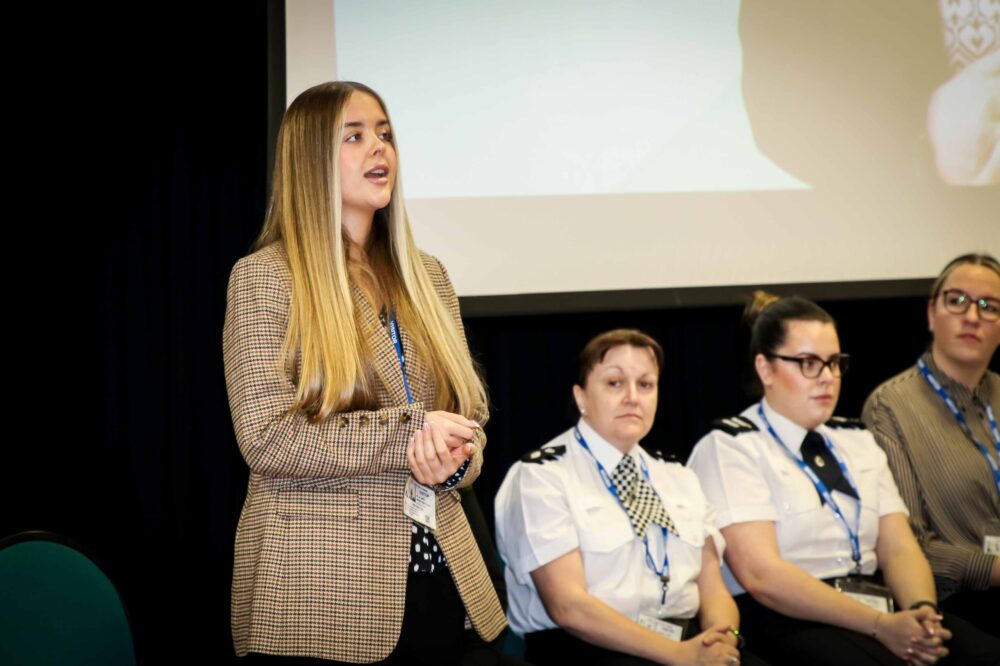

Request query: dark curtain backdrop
[
  {"left": 462, "top": 296, "right": 938, "bottom": 542},
  {"left": 8, "top": 3, "right": 272, "bottom": 664},
  {"left": 5, "top": 3, "right": 991, "bottom": 666}
]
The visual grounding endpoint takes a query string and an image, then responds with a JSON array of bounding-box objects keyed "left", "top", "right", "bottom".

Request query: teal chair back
[{"left": 0, "top": 532, "right": 137, "bottom": 666}]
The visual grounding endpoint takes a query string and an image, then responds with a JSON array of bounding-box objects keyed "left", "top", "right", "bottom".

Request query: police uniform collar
[
  {"left": 576, "top": 418, "right": 643, "bottom": 472},
  {"left": 758, "top": 398, "right": 810, "bottom": 454}
]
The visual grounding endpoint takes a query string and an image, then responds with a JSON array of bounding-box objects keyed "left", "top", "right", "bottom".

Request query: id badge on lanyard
[
  {"left": 833, "top": 577, "right": 894, "bottom": 614},
  {"left": 637, "top": 614, "right": 690, "bottom": 641},
  {"left": 390, "top": 310, "right": 437, "bottom": 530},
  {"left": 985, "top": 519, "right": 1000, "bottom": 556}
]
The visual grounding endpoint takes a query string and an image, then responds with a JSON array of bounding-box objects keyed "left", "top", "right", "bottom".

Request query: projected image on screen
[
  {"left": 932, "top": 1, "right": 999, "bottom": 186},
  {"left": 333, "top": 1, "right": 998, "bottom": 194},
  {"left": 286, "top": 1, "right": 996, "bottom": 299},
  {"left": 333, "top": 0, "right": 807, "bottom": 197},
  {"left": 740, "top": 0, "right": 999, "bottom": 189}
]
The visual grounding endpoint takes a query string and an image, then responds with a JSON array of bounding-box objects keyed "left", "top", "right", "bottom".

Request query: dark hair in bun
[{"left": 744, "top": 290, "right": 835, "bottom": 394}]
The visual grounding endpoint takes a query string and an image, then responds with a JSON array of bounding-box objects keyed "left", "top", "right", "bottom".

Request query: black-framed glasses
[
  {"left": 767, "top": 353, "right": 851, "bottom": 378},
  {"left": 940, "top": 289, "right": 1000, "bottom": 323}
]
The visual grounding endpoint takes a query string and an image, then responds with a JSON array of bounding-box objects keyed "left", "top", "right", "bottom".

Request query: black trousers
[
  {"left": 939, "top": 587, "right": 1000, "bottom": 639},
  {"left": 735, "top": 592, "right": 1000, "bottom": 666},
  {"left": 462, "top": 629, "right": 532, "bottom": 666},
  {"left": 244, "top": 567, "right": 467, "bottom": 666},
  {"left": 525, "top": 624, "right": 771, "bottom": 666}
]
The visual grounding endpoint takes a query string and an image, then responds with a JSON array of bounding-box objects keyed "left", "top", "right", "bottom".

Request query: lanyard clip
[{"left": 660, "top": 575, "right": 670, "bottom": 606}]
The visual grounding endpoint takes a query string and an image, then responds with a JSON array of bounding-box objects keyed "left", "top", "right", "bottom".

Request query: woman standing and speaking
[{"left": 223, "top": 82, "right": 504, "bottom": 664}]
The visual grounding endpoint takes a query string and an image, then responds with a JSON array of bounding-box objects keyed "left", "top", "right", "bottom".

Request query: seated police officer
[
  {"left": 687, "top": 292, "right": 999, "bottom": 666},
  {"left": 495, "top": 329, "right": 765, "bottom": 666}
]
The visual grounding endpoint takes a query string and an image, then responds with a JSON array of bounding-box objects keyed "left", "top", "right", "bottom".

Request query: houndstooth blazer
[{"left": 223, "top": 242, "right": 506, "bottom": 662}]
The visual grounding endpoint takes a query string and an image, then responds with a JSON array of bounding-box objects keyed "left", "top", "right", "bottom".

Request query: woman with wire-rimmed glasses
[
  {"left": 688, "top": 291, "right": 998, "bottom": 665},
  {"left": 864, "top": 253, "right": 1000, "bottom": 639}
]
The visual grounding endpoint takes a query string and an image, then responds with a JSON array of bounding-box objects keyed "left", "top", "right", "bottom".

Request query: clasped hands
[
  {"left": 406, "top": 410, "right": 480, "bottom": 485},
  {"left": 674, "top": 623, "right": 741, "bottom": 666},
  {"left": 877, "top": 607, "right": 951, "bottom": 665}
]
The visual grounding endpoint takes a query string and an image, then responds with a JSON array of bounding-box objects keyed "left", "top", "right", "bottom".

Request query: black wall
[{"left": 8, "top": 3, "right": 272, "bottom": 664}]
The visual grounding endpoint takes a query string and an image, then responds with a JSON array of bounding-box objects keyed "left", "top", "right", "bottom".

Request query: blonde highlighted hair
[{"left": 256, "top": 81, "right": 486, "bottom": 421}]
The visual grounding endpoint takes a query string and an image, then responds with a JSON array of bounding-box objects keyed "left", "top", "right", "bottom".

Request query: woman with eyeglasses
[
  {"left": 863, "top": 253, "right": 1000, "bottom": 636},
  {"left": 687, "top": 291, "right": 999, "bottom": 666}
]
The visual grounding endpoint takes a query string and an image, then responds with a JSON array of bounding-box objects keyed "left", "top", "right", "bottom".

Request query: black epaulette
[
  {"left": 521, "top": 444, "right": 567, "bottom": 464},
  {"left": 711, "top": 416, "right": 759, "bottom": 436},
  {"left": 826, "top": 416, "right": 866, "bottom": 430},
  {"left": 647, "top": 448, "right": 680, "bottom": 463}
]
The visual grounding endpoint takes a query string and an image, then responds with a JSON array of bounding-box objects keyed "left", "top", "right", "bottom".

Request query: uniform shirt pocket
[
  {"left": 662, "top": 503, "right": 708, "bottom": 591},
  {"left": 578, "top": 501, "right": 634, "bottom": 554},
  {"left": 771, "top": 459, "right": 824, "bottom": 514},
  {"left": 769, "top": 461, "right": 825, "bottom": 552},
  {"left": 848, "top": 458, "right": 882, "bottom": 551},
  {"left": 667, "top": 502, "right": 706, "bottom": 549}
]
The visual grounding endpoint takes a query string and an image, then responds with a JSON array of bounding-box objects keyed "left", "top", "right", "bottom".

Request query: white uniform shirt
[
  {"left": 687, "top": 400, "right": 909, "bottom": 594},
  {"left": 495, "top": 419, "right": 724, "bottom": 636}
]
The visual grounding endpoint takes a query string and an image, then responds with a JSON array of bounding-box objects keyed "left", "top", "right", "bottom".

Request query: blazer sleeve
[
  {"left": 223, "top": 252, "right": 425, "bottom": 479},
  {"left": 423, "top": 254, "right": 488, "bottom": 490}
]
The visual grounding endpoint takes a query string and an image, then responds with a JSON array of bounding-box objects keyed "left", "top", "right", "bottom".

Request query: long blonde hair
[{"left": 256, "top": 81, "right": 486, "bottom": 421}]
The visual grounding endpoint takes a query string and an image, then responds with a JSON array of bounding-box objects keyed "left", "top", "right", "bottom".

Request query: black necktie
[{"left": 802, "top": 431, "right": 858, "bottom": 502}]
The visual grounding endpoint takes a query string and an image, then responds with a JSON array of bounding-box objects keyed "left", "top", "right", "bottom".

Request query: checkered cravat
[{"left": 612, "top": 454, "right": 676, "bottom": 537}]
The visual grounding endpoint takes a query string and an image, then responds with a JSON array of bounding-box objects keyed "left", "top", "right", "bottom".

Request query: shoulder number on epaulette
[
  {"left": 647, "top": 448, "right": 679, "bottom": 463},
  {"left": 826, "top": 416, "right": 866, "bottom": 430},
  {"left": 711, "top": 416, "right": 759, "bottom": 436},
  {"left": 521, "top": 444, "right": 567, "bottom": 464}
]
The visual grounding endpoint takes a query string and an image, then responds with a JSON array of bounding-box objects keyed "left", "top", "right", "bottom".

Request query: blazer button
[
  {"left": 338, "top": 416, "right": 349, "bottom": 428},
  {"left": 379, "top": 414, "right": 389, "bottom": 426},
  {"left": 359, "top": 415, "right": 370, "bottom": 427},
  {"left": 399, "top": 412, "right": 411, "bottom": 424}
]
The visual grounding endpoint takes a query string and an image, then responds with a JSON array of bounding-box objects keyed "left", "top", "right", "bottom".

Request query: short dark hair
[
  {"left": 929, "top": 253, "right": 1000, "bottom": 300},
  {"left": 577, "top": 329, "right": 664, "bottom": 387}
]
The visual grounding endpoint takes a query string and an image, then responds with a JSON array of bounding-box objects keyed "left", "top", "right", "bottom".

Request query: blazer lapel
[{"left": 352, "top": 284, "right": 410, "bottom": 407}]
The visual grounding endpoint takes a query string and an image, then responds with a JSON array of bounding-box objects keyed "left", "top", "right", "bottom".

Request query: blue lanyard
[
  {"left": 917, "top": 358, "right": 1000, "bottom": 493},
  {"left": 757, "top": 404, "right": 863, "bottom": 572},
  {"left": 387, "top": 310, "right": 414, "bottom": 405},
  {"left": 572, "top": 427, "right": 672, "bottom": 602}
]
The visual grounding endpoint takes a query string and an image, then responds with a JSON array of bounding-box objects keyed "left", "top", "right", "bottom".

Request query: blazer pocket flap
[{"left": 277, "top": 490, "right": 359, "bottom": 520}]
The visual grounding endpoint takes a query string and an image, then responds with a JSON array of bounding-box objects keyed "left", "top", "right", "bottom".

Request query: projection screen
[{"left": 284, "top": 0, "right": 998, "bottom": 305}]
